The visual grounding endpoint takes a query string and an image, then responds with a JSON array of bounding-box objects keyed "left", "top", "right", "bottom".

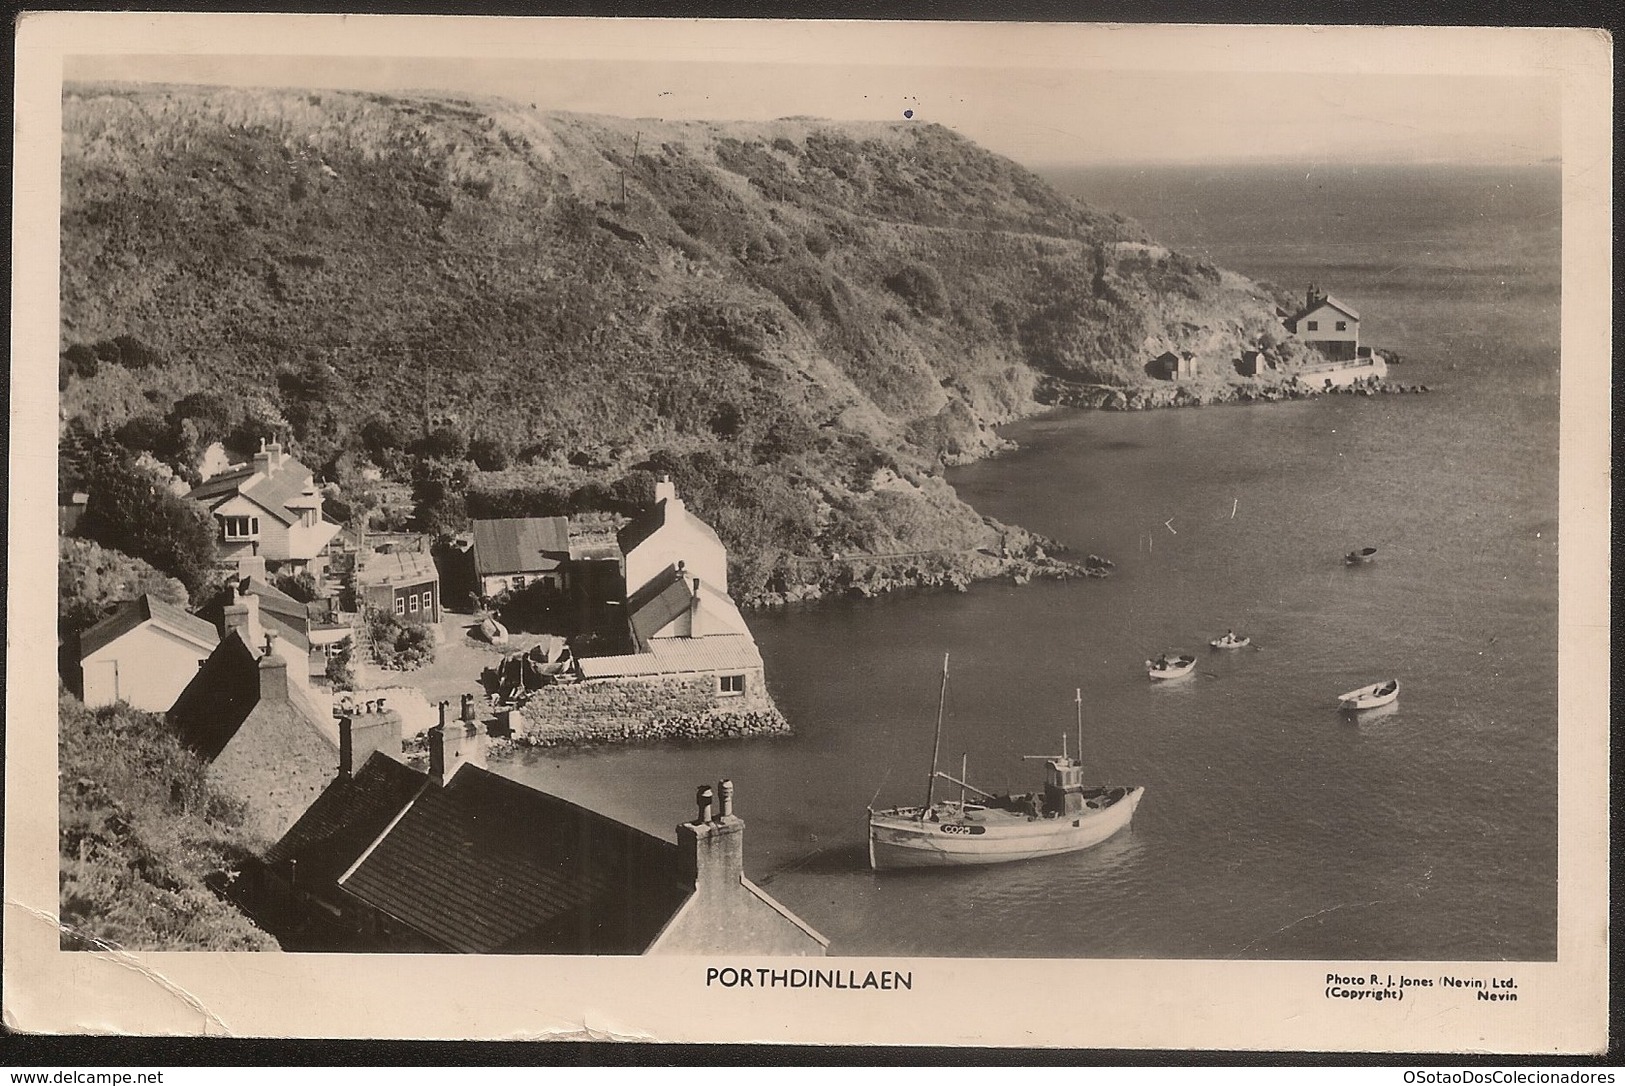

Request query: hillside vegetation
[{"left": 61, "top": 83, "right": 1296, "bottom": 599}]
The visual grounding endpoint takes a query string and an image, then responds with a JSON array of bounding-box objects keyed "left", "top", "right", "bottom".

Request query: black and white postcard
[{"left": 5, "top": 14, "right": 1611, "bottom": 1050}]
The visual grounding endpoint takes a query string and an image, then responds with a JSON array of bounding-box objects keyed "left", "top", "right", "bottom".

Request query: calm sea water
[{"left": 507, "top": 163, "right": 1561, "bottom": 960}]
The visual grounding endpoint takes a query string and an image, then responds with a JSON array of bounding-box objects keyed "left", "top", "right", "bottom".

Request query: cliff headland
[{"left": 60, "top": 83, "right": 1371, "bottom": 601}]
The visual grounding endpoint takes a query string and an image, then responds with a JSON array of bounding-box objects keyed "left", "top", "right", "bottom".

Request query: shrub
[
  {"left": 58, "top": 692, "right": 277, "bottom": 951},
  {"left": 273, "top": 569, "right": 319, "bottom": 603},
  {"left": 365, "top": 609, "right": 435, "bottom": 670},
  {"left": 324, "top": 638, "right": 355, "bottom": 690}
]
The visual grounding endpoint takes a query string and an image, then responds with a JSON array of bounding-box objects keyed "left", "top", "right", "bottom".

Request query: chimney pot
[
  {"left": 438, "top": 700, "right": 449, "bottom": 729},
  {"left": 377, "top": 697, "right": 387, "bottom": 712},
  {"left": 718, "top": 779, "right": 734, "bottom": 818},
  {"left": 695, "top": 784, "right": 715, "bottom": 824}
]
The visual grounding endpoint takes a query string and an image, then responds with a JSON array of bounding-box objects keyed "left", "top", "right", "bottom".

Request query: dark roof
[
  {"left": 79, "top": 594, "right": 219, "bottom": 659},
  {"left": 616, "top": 499, "right": 724, "bottom": 557},
  {"left": 627, "top": 565, "right": 692, "bottom": 645},
  {"left": 1289, "top": 294, "right": 1360, "bottom": 325},
  {"left": 196, "top": 579, "right": 312, "bottom": 651},
  {"left": 186, "top": 456, "right": 317, "bottom": 526},
  {"left": 338, "top": 766, "right": 690, "bottom": 954},
  {"left": 471, "top": 518, "right": 570, "bottom": 577},
  {"left": 167, "top": 631, "right": 261, "bottom": 759},
  {"left": 264, "top": 752, "right": 428, "bottom": 884},
  {"left": 186, "top": 463, "right": 258, "bottom": 503}
]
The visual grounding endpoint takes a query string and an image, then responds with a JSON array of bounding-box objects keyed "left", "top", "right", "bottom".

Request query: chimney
[
  {"left": 340, "top": 711, "right": 403, "bottom": 778},
  {"left": 428, "top": 701, "right": 486, "bottom": 786},
  {"left": 339, "top": 715, "right": 354, "bottom": 778},
  {"left": 654, "top": 475, "right": 678, "bottom": 505},
  {"left": 676, "top": 780, "right": 745, "bottom": 892},
  {"left": 689, "top": 577, "right": 703, "bottom": 638},
  {"left": 252, "top": 438, "right": 272, "bottom": 475},
  {"left": 222, "top": 588, "right": 263, "bottom": 649},
  {"left": 461, "top": 692, "right": 477, "bottom": 723},
  {"left": 257, "top": 642, "right": 290, "bottom": 704}
]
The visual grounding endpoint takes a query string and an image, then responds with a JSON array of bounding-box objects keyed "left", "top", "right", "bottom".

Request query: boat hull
[
  {"left": 1209, "top": 638, "right": 1249, "bottom": 650},
  {"left": 869, "top": 788, "right": 1144, "bottom": 870},
  {"left": 1338, "top": 679, "right": 1399, "bottom": 710}
]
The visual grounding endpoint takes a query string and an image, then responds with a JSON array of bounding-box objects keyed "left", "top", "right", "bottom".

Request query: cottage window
[
  {"left": 1335, "top": 320, "right": 1348, "bottom": 332},
  {"left": 1306, "top": 320, "right": 1319, "bottom": 332},
  {"left": 394, "top": 596, "right": 405, "bottom": 616},
  {"left": 719, "top": 674, "right": 745, "bottom": 696},
  {"left": 422, "top": 590, "right": 433, "bottom": 612},
  {"left": 222, "top": 515, "right": 260, "bottom": 540},
  {"left": 409, "top": 593, "right": 420, "bottom": 614}
]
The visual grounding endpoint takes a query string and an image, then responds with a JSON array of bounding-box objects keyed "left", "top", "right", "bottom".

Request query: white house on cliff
[{"left": 1286, "top": 285, "right": 1362, "bottom": 362}]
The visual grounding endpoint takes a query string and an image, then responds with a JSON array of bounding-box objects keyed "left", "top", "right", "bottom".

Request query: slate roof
[
  {"left": 264, "top": 752, "right": 428, "bottom": 884},
  {"left": 196, "top": 578, "right": 312, "bottom": 652},
  {"left": 167, "top": 631, "right": 262, "bottom": 759},
  {"left": 616, "top": 499, "right": 724, "bottom": 557},
  {"left": 578, "top": 633, "right": 763, "bottom": 679},
  {"left": 627, "top": 566, "right": 693, "bottom": 645},
  {"left": 169, "top": 629, "right": 333, "bottom": 760},
  {"left": 337, "top": 765, "right": 690, "bottom": 954},
  {"left": 1289, "top": 294, "right": 1360, "bottom": 326},
  {"left": 187, "top": 455, "right": 319, "bottom": 526},
  {"left": 471, "top": 518, "right": 570, "bottom": 577},
  {"left": 79, "top": 594, "right": 220, "bottom": 659}
]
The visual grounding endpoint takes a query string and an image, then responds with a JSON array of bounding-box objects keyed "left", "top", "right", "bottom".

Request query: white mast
[
  {"left": 1076, "top": 688, "right": 1084, "bottom": 765},
  {"left": 922, "top": 653, "right": 949, "bottom": 814}
]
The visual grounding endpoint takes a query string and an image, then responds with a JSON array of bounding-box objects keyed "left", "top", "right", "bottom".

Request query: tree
[
  {"left": 77, "top": 440, "right": 220, "bottom": 599},
  {"left": 273, "top": 570, "right": 319, "bottom": 603},
  {"left": 58, "top": 537, "right": 189, "bottom": 638}
]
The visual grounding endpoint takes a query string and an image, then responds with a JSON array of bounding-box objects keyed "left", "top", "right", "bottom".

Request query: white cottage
[
  {"left": 79, "top": 594, "right": 220, "bottom": 711},
  {"left": 617, "top": 477, "right": 728, "bottom": 600},
  {"left": 1286, "top": 285, "right": 1361, "bottom": 362}
]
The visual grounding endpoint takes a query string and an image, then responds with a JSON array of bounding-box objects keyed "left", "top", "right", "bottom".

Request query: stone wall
[{"left": 515, "top": 668, "right": 787, "bottom": 747}]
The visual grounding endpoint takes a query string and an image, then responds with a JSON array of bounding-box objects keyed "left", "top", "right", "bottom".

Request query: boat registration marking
[{"left": 940, "top": 823, "right": 986, "bottom": 835}]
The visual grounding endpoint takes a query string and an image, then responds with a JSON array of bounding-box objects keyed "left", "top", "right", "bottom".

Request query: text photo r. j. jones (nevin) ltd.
[{"left": 12, "top": 15, "right": 1610, "bottom": 1052}]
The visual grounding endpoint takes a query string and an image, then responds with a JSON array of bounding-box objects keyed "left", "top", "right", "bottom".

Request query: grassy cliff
[{"left": 60, "top": 83, "right": 1294, "bottom": 599}]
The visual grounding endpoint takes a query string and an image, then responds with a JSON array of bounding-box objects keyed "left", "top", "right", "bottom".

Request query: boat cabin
[{"left": 1043, "top": 758, "right": 1091, "bottom": 818}]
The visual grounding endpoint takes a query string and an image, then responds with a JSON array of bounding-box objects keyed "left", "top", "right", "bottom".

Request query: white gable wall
[
  {"left": 625, "top": 514, "right": 728, "bottom": 601},
  {"left": 82, "top": 623, "right": 215, "bottom": 711}
]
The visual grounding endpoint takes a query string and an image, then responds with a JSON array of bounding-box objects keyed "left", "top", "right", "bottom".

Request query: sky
[{"left": 64, "top": 23, "right": 1563, "bottom": 168}]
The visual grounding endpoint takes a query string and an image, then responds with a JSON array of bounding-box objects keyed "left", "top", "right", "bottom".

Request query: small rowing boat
[
  {"left": 1345, "top": 547, "right": 1378, "bottom": 564},
  {"left": 1209, "top": 632, "right": 1249, "bottom": 649},
  {"left": 1146, "top": 654, "right": 1197, "bottom": 680},
  {"left": 1338, "top": 679, "right": 1399, "bottom": 710}
]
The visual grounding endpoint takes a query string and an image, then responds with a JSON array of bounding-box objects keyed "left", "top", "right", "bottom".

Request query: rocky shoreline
[
  {"left": 738, "top": 545, "right": 1113, "bottom": 609},
  {"left": 1036, "top": 373, "right": 1431, "bottom": 411}
]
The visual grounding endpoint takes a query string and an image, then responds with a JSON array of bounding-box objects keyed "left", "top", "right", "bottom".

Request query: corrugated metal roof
[
  {"left": 578, "top": 633, "right": 762, "bottom": 679},
  {"left": 337, "top": 766, "right": 688, "bottom": 954},
  {"left": 471, "top": 518, "right": 570, "bottom": 577},
  {"left": 355, "top": 550, "right": 439, "bottom": 587},
  {"left": 79, "top": 594, "right": 220, "bottom": 659}
]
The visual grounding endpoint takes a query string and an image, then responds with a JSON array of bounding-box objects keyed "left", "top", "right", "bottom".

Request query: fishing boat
[
  {"left": 1209, "top": 632, "right": 1250, "bottom": 649},
  {"left": 1338, "top": 679, "right": 1399, "bottom": 710},
  {"left": 1345, "top": 547, "right": 1379, "bottom": 564},
  {"left": 867, "top": 657, "right": 1144, "bottom": 871},
  {"left": 1146, "top": 653, "right": 1197, "bottom": 679}
]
